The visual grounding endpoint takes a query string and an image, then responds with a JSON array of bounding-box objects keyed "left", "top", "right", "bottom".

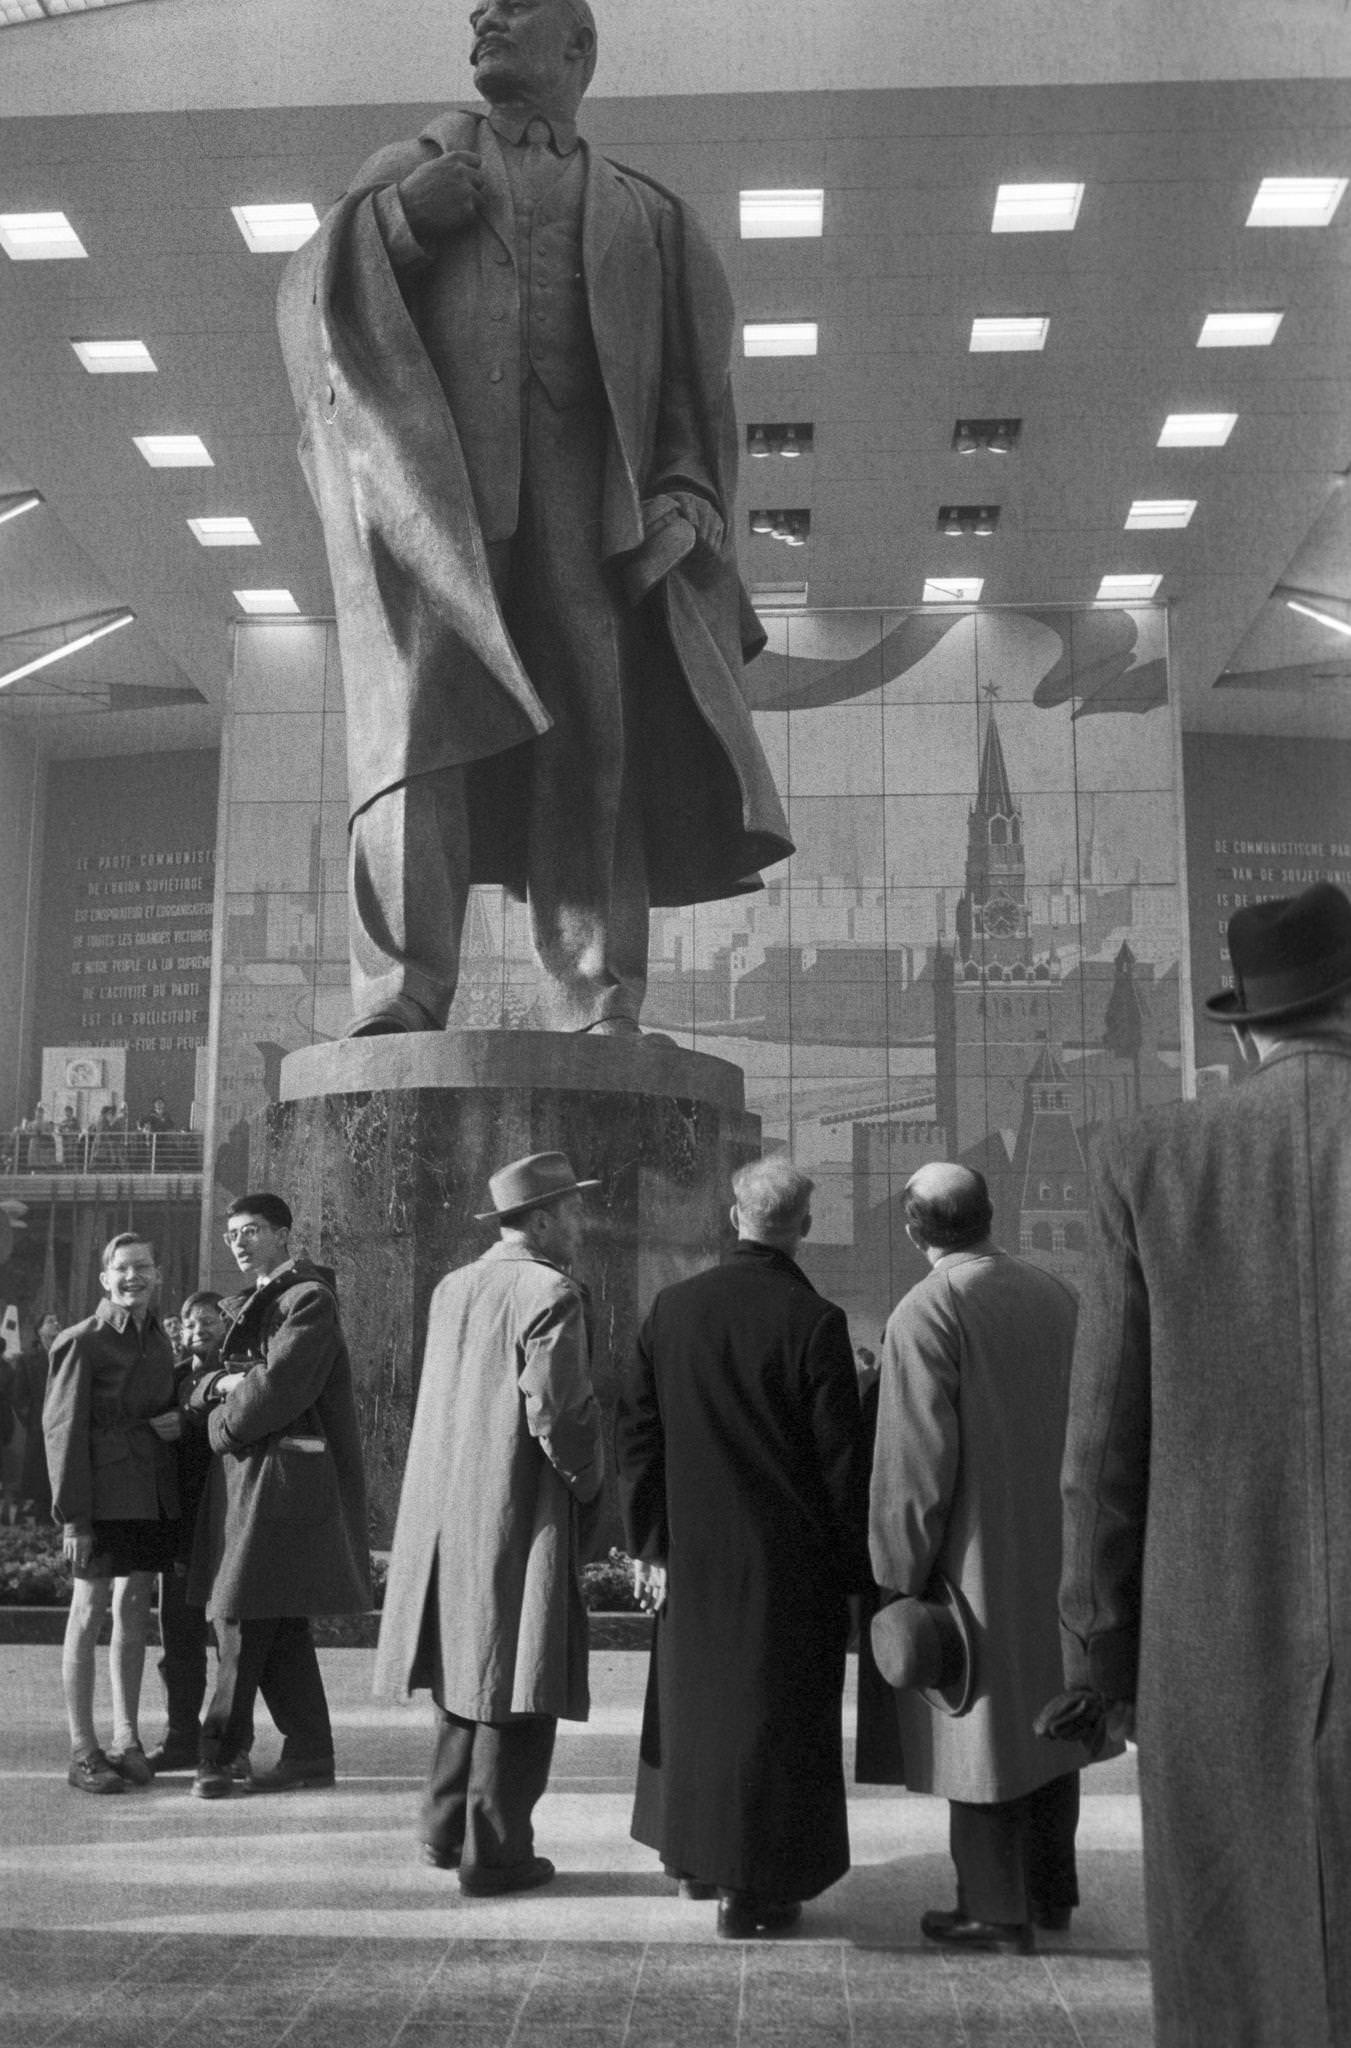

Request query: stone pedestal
[{"left": 263, "top": 1031, "right": 760, "bottom": 1544}]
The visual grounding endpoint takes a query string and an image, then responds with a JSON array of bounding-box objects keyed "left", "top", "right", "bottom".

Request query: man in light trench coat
[
  {"left": 867, "top": 1162, "right": 1113, "bottom": 1952},
  {"left": 1061, "top": 880, "right": 1351, "bottom": 2048},
  {"left": 375, "top": 1151, "right": 604, "bottom": 1895}
]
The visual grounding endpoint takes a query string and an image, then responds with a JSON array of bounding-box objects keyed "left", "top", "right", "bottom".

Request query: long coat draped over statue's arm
[
  {"left": 1061, "top": 1037, "right": 1351, "bottom": 2048},
  {"left": 373, "top": 1241, "right": 604, "bottom": 1723},
  {"left": 276, "top": 107, "right": 792, "bottom": 908}
]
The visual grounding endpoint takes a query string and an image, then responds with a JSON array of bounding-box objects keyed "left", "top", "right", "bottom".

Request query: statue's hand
[
  {"left": 398, "top": 151, "right": 486, "bottom": 241},
  {"left": 668, "top": 491, "right": 725, "bottom": 555}
]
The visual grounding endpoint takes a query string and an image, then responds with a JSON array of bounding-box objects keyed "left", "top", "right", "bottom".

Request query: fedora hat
[
  {"left": 474, "top": 1151, "right": 600, "bottom": 1222},
  {"left": 870, "top": 1570, "right": 976, "bottom": 1717},
  {"left": 1204, "top": 881, "right": 1351, "bottom": 1025}
]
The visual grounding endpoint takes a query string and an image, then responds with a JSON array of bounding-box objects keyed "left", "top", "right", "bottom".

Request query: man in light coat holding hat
[
  {"left": 375, "top": 1151, "right": 604, "bottom": 1894},
  {"left": 868, "top": 1162, "right": 1105, "bottom": 1953},
  {"left": 1061, "top": 881, "right": 1351, "bottom": 2048}
]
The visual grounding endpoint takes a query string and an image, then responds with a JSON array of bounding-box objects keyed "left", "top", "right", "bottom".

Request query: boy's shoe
[
  {"left": 68, "top": 1749, "right": 127, "bottom": 1795},
  {"left": 250, "top": 1755, "right": 335, "bottom": 1792},
  {"left": 146, "top": 1730, "right": 201, "bottom": 1774},
  {"left": 108, "top": 1743, "right": 154, "bottom": 1787},
  {"left": 191, "top": 1760, "right": 234, "bottom": 1800}
]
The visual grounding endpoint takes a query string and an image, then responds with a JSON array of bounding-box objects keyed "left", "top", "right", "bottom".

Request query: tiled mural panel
[{"left": 213, "top": 606, "right": 1181, "bottom": 1327}]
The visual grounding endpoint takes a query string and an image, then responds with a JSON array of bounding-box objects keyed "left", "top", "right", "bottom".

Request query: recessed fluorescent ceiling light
[
  {"left": 188, "top": 516, "right": 260, "bottom": 546},
  {"left": 1247, "top": 177, "right": 1347, "bottom": 227},
  {"left": 743, "top": 321, "right": 818, "bottom": 357},
  {"left": 1197, "top": 311, "right": 1283, "bottom": 347},
  {"left": 135, "top": 435, "right": 213, "bottom": 468},
  {"left": 739, "top": 189, "right": 825, "bottom": 238},
  {"left": 0, "top": 608, "right": 134, "bottom": 692},
  {"left": 1284, "top": 597, "right": 1351, "bottom": 640},
  {"left": 991, "top": 182, "right": 1084, "bottom": 232},
  {"left": 0, "top": 490, "right": 42, "bottom": 525},
  {"left": 72, "top": 337, "right": 157, "bottom": 373},
  {"left": 1126, "top": 499, "right": 1195, "bottom": 530},
  {"left": 969, "top": 317, "right": 1048, "bottom": 353},
  {"left": 1157, "top": 412, "right": 1236, "bottom": 447},
  {"left": 234, "top": 589, "right": 300, "bottom": 615},
  {"left": 0, "top": 0, "right": 146, "bottom": 18},
  {"left": 922, "top": 577, "right": 984, "bottom": 603},
  {"left": 0, "top": 211, "right": 86, "bottom": 259},
  {"left": 232, "top": 203, "right": 320, "bottom": 253},
  {"left": 1097, "top": 574, "right": 1161, "bottom": 600}
]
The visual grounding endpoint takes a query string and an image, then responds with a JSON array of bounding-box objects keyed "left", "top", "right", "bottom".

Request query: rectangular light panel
[
  {"left": 739, "top": 189, "right": 825, "bottom": 238},
  {"left": 969, "top": 316, "right": 1048, "bottom": 353},
  {"left": 750, "top": 582, "right": 808, "bottom": 609},
  {"left": 923, "top": 577, "right": 984, "bottom": 603},
  {"left": 233, "top": 589, "right": 300, "bottom": 615},
  {"left": 1, "top": 0, "right": 148, "bottom": 19},
  {"left": 1157, "top": 412, "right": 1236, "bottom": 447},
  {"left": 1097, "top": 574, "right": 1162, "bottom": 600},
  {"left": 743, "top": 321, "right": 819, "bottom": 357},
  {"left": 231, "top": 203, "right": 320, "bottom": 253},
  {"left": 0, "top": 211, "right": 86, "bottom": 259},
  {"left": 1126, "top": 499, "right": 1195, "bottom": 530},
  {"left": 991, "top": 182, "right": 1084, "bottom": 232},
  {"left": 188, "top": 517, "right": 260, "bottom": 547},
  {"left": 72, "top": 337, "right": 157, "bottom": 373},
  {"left": 135, "top": 434, "right": 213, "bottom": 468},
  {"left": 1247, "top": 177, "right": 1347, "bottom": 227},
  {"left": 1197, "top": 311, "right": 1283, "bottom": 347}
]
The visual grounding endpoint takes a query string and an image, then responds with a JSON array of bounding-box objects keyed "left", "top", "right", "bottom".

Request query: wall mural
[{"left": 214, "top": 606, "right": 1181, "bottom": 1326}]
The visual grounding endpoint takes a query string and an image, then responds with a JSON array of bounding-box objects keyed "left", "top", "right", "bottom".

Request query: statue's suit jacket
[
  {"left": 1062, "top": 1033, "right": 1351, "bottom": 2048},
  {"left": 277, "top": 108, "right": 792, "bottom": 906}
]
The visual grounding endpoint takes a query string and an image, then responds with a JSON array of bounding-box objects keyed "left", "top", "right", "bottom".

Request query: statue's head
[{"left": 469, "top": 0, "right": 598, "bottom": 113}]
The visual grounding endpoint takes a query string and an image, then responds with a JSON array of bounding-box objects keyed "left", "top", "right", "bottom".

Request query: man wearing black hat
[
  {"left": 1060, "top": 881, "right": 1351, "bottom": 2048},
  {"left": 374, "top": 1151, "right": 604, "bottom": 1894}
]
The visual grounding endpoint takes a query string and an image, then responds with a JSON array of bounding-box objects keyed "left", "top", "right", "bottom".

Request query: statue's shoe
[{"left": 347, "top": 996, "right": 440, "bottom": 1036}]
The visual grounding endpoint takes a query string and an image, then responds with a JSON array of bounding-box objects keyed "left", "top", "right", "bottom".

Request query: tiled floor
[{"left": 0, "top": 1647, "right": 1152, "bottom": 2046}]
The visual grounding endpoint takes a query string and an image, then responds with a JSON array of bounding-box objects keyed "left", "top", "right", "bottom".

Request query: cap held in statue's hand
[
  {"left": 475, "top": 1151, "right": 601, "bottom": 1221},
  {"left": 870, "top": 1571, "right": 976, "bottom": 1717}
]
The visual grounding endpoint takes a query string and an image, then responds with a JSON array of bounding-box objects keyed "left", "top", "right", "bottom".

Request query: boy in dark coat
[{"left": 186, "top": 1193, "right": 370, "bottom": 1799}]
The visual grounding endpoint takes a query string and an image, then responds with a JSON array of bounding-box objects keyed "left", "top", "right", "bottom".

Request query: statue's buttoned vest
[{"left": 408, "top": 124, "right": 603, "bottom": 542}]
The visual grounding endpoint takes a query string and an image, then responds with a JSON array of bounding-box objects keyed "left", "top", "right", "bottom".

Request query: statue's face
[{"left": 469, "top": 0, "right": 582, "bottom": 104}]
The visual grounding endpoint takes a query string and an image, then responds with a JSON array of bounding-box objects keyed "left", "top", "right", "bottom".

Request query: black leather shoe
[
  {"left": 678, "top": 1878, "right": 718, "bottom": 1901},
  {"left": 421, "top": 1842, "right": 462, "bottom": 1870},
  {"left": 108, "top": 1743, "right": 154, "bottom": 1787},
  {"left": 250, "top": 1756, "right": 335, "bottom": 1792},
  {"left": 191, "top": 1760, "right": 233, "bottom": 1800},
  {"left": 717, "top": 1893, "right": 802, "bottom": 1938},
  {"left": 458, "top": 1855, "right": 555, "bottom": 1897},
  {"left": 921, "top": 1908, "right": 1034, "bottom": 1954},
  {"left": 1031, "top": 1905, "right": 1073, "bottom": 1931}
]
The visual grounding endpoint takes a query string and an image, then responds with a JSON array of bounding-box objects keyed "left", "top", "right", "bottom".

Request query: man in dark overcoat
[
  {"left": 374, "top": 1151, "right": 604, "bottom": 1896},
  {"left": 1061, "top": 881, "right": 1351, "bottom": 2048},
  {"left": 616, "top": 1156, "right": 871, "bottom": 1937},
  {"left": 186, "top": 1192, "right": 370, "bottom": 1799},
  {"left": 277, "top": 0, "right": 791, "bottom": 1036},
  {"left": 868, "top": 1163, "right": 1109, "bottom": 1955}
]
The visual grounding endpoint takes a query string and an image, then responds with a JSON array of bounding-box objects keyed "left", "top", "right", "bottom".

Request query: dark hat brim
[
  {"left": 1203, "top": 959, "right": 1351, "bottom": 1026},
  {"left": 474, "top": 1177, "right": 601, "bottom": 1222},
  {"left": 919, "top": 1570, "right": 978, "bottom": 1718}
]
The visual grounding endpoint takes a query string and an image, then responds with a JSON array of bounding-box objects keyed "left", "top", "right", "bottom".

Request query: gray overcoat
[
  {"left": 373, "top": 1240, "right": 604, "bottom": 1722},
  {"left": 1062, "top": 1034, "right": 1351, "bottom": 2048},
  {"left": 868, "top": 1248, "right": 1105, "bottom": 1801},
  {"left": 187, "top": 1260, "right": 371, "bottom": 1622},
  {"left": 276, "top": 107, "right": 791, "bottom": 905}
]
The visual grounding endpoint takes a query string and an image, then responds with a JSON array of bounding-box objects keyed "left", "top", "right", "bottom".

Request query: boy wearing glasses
[{"left": 185, "top": 1193, "right": 370, "bottom": 1798}]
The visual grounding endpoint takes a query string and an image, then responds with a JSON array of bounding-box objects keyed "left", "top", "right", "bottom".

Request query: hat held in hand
[
  {"left": 475, "top": 1151, "right": 600, "bottom": 1222},
  {"left": 870, "top": 1570, "right": 976, "bottom": 1717},
  {"left": 1205, "top": 880, "right": 1351, "bottom": 1025}
]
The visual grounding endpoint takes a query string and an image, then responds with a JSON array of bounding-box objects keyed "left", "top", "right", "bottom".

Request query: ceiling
[{"left": 3, "top": 9, "right": 1351, "bottom": 757}]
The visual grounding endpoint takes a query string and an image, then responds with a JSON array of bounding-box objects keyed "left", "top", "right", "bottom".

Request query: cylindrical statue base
[{"left": 263, "top": 1031, "right": 761, "bottom": 1544}]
